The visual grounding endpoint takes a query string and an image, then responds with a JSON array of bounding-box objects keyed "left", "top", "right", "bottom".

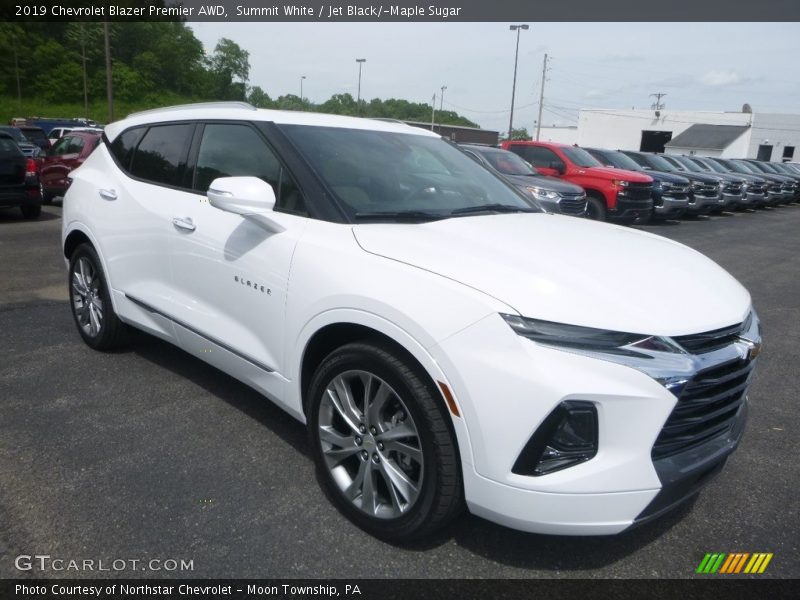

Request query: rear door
[
  {"left": 0, "top": 135, "right": 26, "bottom": 199},
  {"left": 41, "top": 135, "right": 83, "bottom": 194}
]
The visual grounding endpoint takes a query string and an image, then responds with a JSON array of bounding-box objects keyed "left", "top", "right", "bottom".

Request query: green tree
[
  {"left": 248, "top": 86, "right": 273, "bottom": 108},
  {"left": 506, "top": 127, "right": 530, "bottom": 141}
]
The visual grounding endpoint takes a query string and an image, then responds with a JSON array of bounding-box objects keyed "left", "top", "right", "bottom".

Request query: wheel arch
[{"left": 294, "top": 310, "right": 474, "bottom": 467}]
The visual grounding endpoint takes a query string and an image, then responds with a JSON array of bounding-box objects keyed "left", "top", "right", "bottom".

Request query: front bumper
[
  {"left": 609, "top": 196, "right": 654, "bottom": 222},
  {"left": 654, "top": 194, "right": 688, "bottom": 218},
  {"left": 434, "top": 312, "right": 756, "bottom": 535},
  {"left": 686, "top": 193, "right": 719, "bottom": 215},
  {"left": 0, "top": 187, "right": 38, "bottom": 208},
  {"left": 740, "top": 191, "right": 765, "bottom": 208},
  {"left": 721, "top": 192, "right": 742, "bottom": 210}
]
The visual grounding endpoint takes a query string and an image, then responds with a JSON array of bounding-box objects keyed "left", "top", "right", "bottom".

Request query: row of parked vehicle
[
  {"left": 460, "top": 140, "right": 800, "bottom": 223},
  {"left": 0, "top": 121, "right": 103, "bottom": 219}
]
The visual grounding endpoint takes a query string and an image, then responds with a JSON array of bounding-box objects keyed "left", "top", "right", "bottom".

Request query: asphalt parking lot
[{"left": 1, "top": 204, "right": 798, "bottom": 579}]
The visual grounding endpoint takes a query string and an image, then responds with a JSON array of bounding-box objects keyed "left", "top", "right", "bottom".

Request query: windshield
[
  {"left": 716, "top": 158, "right": 748, "bottom": 174},
  {"left": 670, "top": 155, "right": 704, "bottom": 172},
  {"left": 561, "top": 146, "right": 602, "bottom": 168},
  {"left": 1, "top": 127, "right": 26, "bottom": 142},
  {"left": 477, "top": 149, "right": 537, "bottom": 176},
  {"left": 756, "top": 162, "right": 780, "bottom": 174},
  {"left": 595, "top": 150, "right": 642, "bottom": 171},
  {"left": 687, "top": 158, "right": 714, "bottom": 172},
  {"left": 701, "top": 158, "right": 731, "bottom": 174},
  {"left": 280, "top": 125, "right": 538, "bottom": 221},
  {"left": 643, "top": 153, "right": 675, "bottom": 171},
  {"left": 731, "top": 160, "right": 760, "bottom": 174}
]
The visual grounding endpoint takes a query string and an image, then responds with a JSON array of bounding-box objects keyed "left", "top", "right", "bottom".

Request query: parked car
[
  {"left": 460, "top": 143, "right": 587, "bottom": 216},
  {"left": 501, "top": 141, "right": 653, "bottom": 222},
  {"left": 724, "top": 159, "right": 790, "bottom": 206},
  {"left": 0, "top": 131, "right": 41, "bottom": 219},
  {"left": 584, "top": 148, "right": 690, "bottom": 221},
  {"left": 62, "top": 102, "right": 762, "bottom": 541},
  {"left": 47, "top": 126, "right": 102, "bottom": 145},
  {"left": 746, "top": 160, "right": 800, "bottom": 202},
  {"left": 39, "top": 130, "right": 102, "bottom": 203},
  {"left": 17, "top": 126, "right": 51, "bottom": 153},
  {"left": 693, "top": 157, "right": 769, "bottom": 209},
  {"left": 739, "top": 160, "right": 797, "bottom": 203},
  {"left": 0, "top": 126, "right": 41, "bottom": 158},
  {"left": 671, "top": 156, "right": 746, "bottom": 211},
  {"left": 620, "top": 151, "right": 721, "bottom": 216}
]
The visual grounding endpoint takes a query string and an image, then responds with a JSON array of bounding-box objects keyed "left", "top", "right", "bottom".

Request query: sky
[{"left": 189, "top": 22, "right": 800, "bottom": 134}]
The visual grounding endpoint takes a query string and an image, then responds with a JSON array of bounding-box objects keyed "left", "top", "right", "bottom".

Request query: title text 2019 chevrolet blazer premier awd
[{"left": 62, "top": 103, "right": 762, "bottom": 542}]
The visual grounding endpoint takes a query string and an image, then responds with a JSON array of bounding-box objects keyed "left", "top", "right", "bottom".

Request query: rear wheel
[
  {"left": 20, "top": 203, "right": 42, "bottom": 219},
  {"left": 585, "top": 194, "right": 607, "bottom": 221},
  {"left": 307, "top": 342, "right": 463, "bottom": 542},
  {"left": 39, "top": 182, "right": 52, "bottom": 205},
  {"left": 68, "top": 243, "right": 129, "bottom": 350}
]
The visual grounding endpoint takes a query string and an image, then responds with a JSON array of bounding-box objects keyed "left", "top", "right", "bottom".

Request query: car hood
[
  {"left": 503, "top": 173, "right": 585, "bottom": 194},
  {"left": 353, "top": 213, "right": 750, "bottom": 336},
  {"left": 675, "top": 170, "right": 722, "bottom": 184},
  {"left": 584, "top": 166, "right": 652, "bottom": 182},
  {"left": 644, "top": 170, "right": 690, "bottom": 185}
]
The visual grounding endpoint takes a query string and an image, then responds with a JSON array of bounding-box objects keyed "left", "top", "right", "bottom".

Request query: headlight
[
  {"left": 501, "top": 314, "right": 679, "bottom": 357},
  {"left": 611, "top": 179, "right": 630, "bottom": 187},
  {"left": 526, "top": 186, "right": 560, "bottom": 201}
]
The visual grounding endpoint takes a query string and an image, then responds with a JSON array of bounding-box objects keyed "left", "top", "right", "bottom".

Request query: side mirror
[
  {"left": 549, "top": 161, "right": 565, "bottom": 174},
  {"left": 208, "top": 176, "right": 285, "bottom": 232}
]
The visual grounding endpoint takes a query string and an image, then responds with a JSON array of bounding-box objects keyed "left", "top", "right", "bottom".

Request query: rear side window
[
  {"left": 129, "top": 124, "right": 194, "bottom": 187},
  {"left": 110, "top": 127, "right": 146, "bottom": 171},
  {"left": 511, "top": 145, "right": 564, "bottom": 170},
  {"left": 0, "top": 136, "right": 23, "bottom": 158},
  {"left": 67, "top": 137, "right": 85, "bottom": 154}
]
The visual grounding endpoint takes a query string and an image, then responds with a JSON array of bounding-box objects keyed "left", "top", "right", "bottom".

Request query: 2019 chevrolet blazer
[{"left": 62, "top": 102, "right": 762, "bottom": 542}]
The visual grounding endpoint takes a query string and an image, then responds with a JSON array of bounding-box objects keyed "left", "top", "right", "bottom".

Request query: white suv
[{"left": 62, "top": 102, "right": 761, "bottom": 541}]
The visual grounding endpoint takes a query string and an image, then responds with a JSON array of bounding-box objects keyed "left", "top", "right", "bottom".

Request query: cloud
[
  {"left": 701, "top": 70, "right": 742, "bottom": 86},
  {"left": 584, "top": 89, "right": 608, "bottom": 99}
]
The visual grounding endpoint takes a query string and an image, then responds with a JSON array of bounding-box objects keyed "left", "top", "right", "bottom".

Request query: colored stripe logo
[{"left": 696, "top": 552, "right": 773, "bottom": 574}]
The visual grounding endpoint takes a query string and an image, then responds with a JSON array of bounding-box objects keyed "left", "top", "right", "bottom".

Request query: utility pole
[
  {"left": 104, "top": 22, "right": 114, "bottom": 122},
  {"left": 535, "top": 53, "right": 549, "bottom": 141},
  {"left": 355, "top": 58, "right": 366, "bottom": 115},
  {"left": 300, "top": 75, "right": 306, "bottom": 103},
  {"left": 431, "top": 93, "right": 436, "bottom": 131},
  {"left": 440, "top": 85, "right": 447, "bottom": 114},
  {"left": 650, "top": 92, "right": 667, "bottom": 111},
  {"left": 80, "top": 27, "right": 89, "bottom": 119},
  {"left": 508, "top": 24, "right": 529, "bottom": 137}
]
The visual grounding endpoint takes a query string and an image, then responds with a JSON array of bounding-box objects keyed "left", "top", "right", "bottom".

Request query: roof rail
[{"left": 127, "top": 101, "right": 257, "bottom": 118}]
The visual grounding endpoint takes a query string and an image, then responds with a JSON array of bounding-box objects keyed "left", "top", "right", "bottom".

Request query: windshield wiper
[
  {"left": 354, "top": 210, "right": 447, "bottom": 222},
  {"left": 450, "top": 203, "right": 536, "bottom": 216}
]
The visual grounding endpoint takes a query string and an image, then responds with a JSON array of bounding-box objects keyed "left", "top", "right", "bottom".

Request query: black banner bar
[
  {"left": 1, "top": 579, "right": 798, "bottom": 600},
  {"left": 1, "top": 0, "right": 800, "bottom": 22}
]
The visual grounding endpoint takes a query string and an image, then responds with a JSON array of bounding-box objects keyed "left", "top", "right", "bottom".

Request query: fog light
[{"left": 512, "top": 401, "right": 598, "bottom": 476}]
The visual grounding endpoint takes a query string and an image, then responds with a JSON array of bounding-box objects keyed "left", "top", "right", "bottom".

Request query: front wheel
[
  {"left": 585, "top": 195, "right": 607, "bottom": 221},
  {"left": 20, "top": 203, "right": 41, "bottom": 219},
  {"left": 307, "top": 342, "right": 463, "bottom": 542},
  {"left": 68, "top": 243, "right": 129, "bottom": 350}
]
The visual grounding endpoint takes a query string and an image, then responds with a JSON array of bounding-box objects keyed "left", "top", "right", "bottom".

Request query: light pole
[
  {"left": 440, "top": 85, "right": 447, "bottom": 113},
  {"left": 355, "top": 58, "right": 366, "bottom": 115},
  {"left": 300, "top": 75, "right": 306, "bottom": 103},
  {"left": 508, "top": 24, "right": 529, "bottom": 138}
]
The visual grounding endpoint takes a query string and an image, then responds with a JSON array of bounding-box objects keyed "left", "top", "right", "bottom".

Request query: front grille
[
  {"left": 674, "top": 322, "right": 743, "bottom": 353},
  {"left": 768, "top": 184, "right": 782, "bottom": 193},
  {"left": 723, "top": 183, "right": 742, "bottom": 194},
  {"left": 620, "top": 182, "right": 653, "bottom": 201},
  {"left": 747, "top": 185, "right": 765, "bottom": 194},
  {"left": 666, "top": 185, "right": 689, "bottom": 197},
  {"left": 558, "top": 193, "right": 587, "bottom": 215},
  {"left": 652, "top": 358, "right": 754, "bottom": 459},
  {"left": 695, "top": 185, "right": 719, "bottom": 197}
]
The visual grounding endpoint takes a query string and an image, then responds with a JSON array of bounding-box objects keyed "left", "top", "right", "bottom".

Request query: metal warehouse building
[{"left": 573, "top": 108, "right": 800, "bottom": 162}]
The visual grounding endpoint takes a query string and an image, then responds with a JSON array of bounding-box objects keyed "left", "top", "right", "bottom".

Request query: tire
[
  {"left": 585, "top": 194, "right": 607, "bottom": 221},
  {"left": 307, "top": 341, "right": 463, "bottom": 542},
  {"left": 20, "top": 203, "right": 42, "bottom": 219},
  {"left": 635, "top": 209, "right": 653, "bottom": 225},
  {"left": 68, "top": 243, "right": 129, "bottom": 350},
  {"left": 39, "top": 182, "right": 52, "bottom": 205}
]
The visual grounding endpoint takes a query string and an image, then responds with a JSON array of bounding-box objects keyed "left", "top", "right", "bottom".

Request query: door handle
[
  {"left": 98, "top": 188, "right": 117, "bottom": 201},
  {"left": 172, "top": 216, "right": 196, "bottom": 232}
]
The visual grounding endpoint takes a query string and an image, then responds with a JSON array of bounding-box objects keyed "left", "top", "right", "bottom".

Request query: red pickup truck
[{"left": 501, "top": 141, "right": 653, "bottom": 222}]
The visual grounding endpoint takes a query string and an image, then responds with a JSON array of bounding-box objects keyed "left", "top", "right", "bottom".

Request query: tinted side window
[
  {"left": 524, "top": 146, "right": 562, "bottom": 169},
  {"left": 51, "top": 137, "right": 71, "bottom": 156},
  {"left": 130, "top": 124, "right": 194, "bottom": 186},
  {"left": 194, "top": 123, "right": 306, "bottom": 214},
  {"left": 110, "top": 127, "right": 146, "bottom": 171},
  {"left": 67, "top": 137, "right": 85, "bottom": 154}
]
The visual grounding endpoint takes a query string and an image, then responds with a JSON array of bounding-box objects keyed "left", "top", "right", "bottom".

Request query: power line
[{"left": 650, "top": 92, "right": 667, "bottom": 111}]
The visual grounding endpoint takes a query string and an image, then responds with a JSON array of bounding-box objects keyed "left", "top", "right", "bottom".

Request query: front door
[{"left": 167, "top": 122, "right": 309, "bottom": 392}]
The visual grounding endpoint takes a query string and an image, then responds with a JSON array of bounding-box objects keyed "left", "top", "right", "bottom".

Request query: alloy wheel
[
  {"left": 317, "top": 370, "right": 424, "bottom": 519},
  {"left": 71, "top": 257, "right": 104, "bottom": 337}
]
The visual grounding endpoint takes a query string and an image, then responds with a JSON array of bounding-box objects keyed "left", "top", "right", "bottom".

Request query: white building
[{"left": 574, "top": 108, "right": 800, "bottom": 162}]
